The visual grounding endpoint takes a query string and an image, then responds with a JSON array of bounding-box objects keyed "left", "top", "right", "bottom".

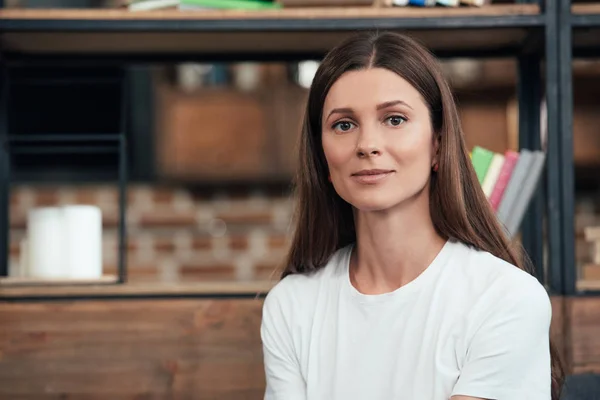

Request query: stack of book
[
  {"left": 383, "top": 0, "right": 490, "bottom": 7},
  {"left": 179, "top": 0, "right": 280, "bottom": 10},
  {"left": 125, "top": 0, "right": 280, "bottom": 11},
  {"left": 470, "top": 146, "right": 546, "bottom": 237}
]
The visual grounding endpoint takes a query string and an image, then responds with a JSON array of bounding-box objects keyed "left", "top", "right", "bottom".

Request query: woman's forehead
[{"left": 323, "top": 68, "right": 425, "bottom": 114}]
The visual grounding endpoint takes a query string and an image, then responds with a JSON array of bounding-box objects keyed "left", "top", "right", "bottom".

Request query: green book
[
  {"left": 179, "top": 0, "right": 281, "bottom": 9},
  {"left": 471, "top": 146, "right": 495, "bottom": 184}
]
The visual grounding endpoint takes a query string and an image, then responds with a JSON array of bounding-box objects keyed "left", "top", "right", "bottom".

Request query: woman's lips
[{"left": 350, "top": 171, "right": 395, "bottom": 184}]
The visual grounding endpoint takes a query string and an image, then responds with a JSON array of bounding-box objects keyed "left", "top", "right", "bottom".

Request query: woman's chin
[{"left": 348, "top": 197, "right": 401, "bottom": 213}]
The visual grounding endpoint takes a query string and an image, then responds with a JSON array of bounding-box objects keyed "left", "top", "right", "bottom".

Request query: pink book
[{"left": 489, "top": 150, "right": 520, "bottom": 211}]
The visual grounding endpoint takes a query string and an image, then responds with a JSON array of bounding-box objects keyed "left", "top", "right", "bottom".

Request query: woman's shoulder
[
  {"left": 459, "top": 241, "right": 541, "bottom": 285},
  {"left": 449, "top": 240, "right": 550, "bottom": 318}
]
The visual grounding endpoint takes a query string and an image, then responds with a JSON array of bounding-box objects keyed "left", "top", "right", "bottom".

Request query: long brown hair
[{"left": 281, "top": 31, "right": 564, "bottom": 399}]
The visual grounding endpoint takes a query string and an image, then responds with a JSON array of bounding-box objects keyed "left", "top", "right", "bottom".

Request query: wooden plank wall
[
  {"left": 569, "top": 297, "right": 600, "bottom": 374},
  {"left": 0, "top": 299, "right": 266, "bottom": 400},
  {"left": 1, "top": 296, "right": 599, "bottom": 399}
]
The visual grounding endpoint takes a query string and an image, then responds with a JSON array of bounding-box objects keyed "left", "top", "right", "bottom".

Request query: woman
[{"left": 261, "top": 31, "right": 563, "bottom": 400}]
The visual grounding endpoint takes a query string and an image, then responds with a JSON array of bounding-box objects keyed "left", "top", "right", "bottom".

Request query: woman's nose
[
  {"left": 356, "top": 128, "right": 382, "bottom": 158},
  {"left": 356, "top": 146, "right": 381, "bottom": 158}
]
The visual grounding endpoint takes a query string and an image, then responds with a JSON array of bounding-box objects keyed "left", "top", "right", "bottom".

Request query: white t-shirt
[{"left": 261, "top": 238, "right": 552, "bottom": 400}]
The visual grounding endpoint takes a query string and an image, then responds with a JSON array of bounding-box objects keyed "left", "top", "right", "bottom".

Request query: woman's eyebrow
[
  {"left": 325, "top": 107, "right": 354, "bottom": 120},
  {"left": 376, "top": 100, "right": 413, "bottom": 110},
  {"left": 325, "top": 100, "right": 412, "bottom": 121}
]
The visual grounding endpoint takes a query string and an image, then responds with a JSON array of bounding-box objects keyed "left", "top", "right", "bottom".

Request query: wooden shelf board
[
  {"left": 0, "top": 274, "right": 119, "bottom": 286},
  {"left": 577, "top": 279, "right": 600, "bottom": 292},
  {"left": 0, "top": 30, "right": 532, "bottom": 57},
  {"left": 572, "top": 3, "right": 600, "bottom": 15},
  {"left": 0, "top": 5, "right": 540, "bottom": 21},
  {"left": 0, "top": 280, "right": 276, "bottom": 299},
  {"left": 0, "top": 5, "right": 542, "bottom": 58}
]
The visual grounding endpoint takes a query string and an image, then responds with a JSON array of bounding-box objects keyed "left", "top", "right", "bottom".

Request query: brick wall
[
  {"left": 9, "top": 184, "right": 600, "bottom": 284},
  {"left": 9, "top": 184, "right": 294, "bottom": 283}
]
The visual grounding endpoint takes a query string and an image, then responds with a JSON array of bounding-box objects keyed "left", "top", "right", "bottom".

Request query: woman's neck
[{"left": 350, "top": 195, "right": 446, "bottom": 295}]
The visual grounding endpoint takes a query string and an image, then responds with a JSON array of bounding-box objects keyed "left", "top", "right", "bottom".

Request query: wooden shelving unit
[{"left": 0, "top": 0, "right": 579, "bottom": 299}]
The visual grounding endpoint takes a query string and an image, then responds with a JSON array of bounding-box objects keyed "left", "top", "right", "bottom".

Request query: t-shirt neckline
[{"left": 342, "top": 239, "right": 456, "bottom": 305}]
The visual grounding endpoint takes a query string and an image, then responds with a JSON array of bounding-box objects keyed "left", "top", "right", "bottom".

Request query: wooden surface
[
  {"left": 0, "top": 275, "right": 118, "bottom": 287},
  {"left": 156, "top": 69, "right": 305, "bottom": 182},
  {"left": 0, "top": 5, "right": 540, "bottom": 56},
  {"left": 0, "top": 295, "right": 598, "bottom": 398},
  {"left": 0, "top": 280, "right": 275, "bottom": 299},
  {"left": 568, "top": 296, "right": 600, "bottom": 374},
  {"left": 577, "top": 279, "right": 600, "bottom": 291},
  {"left": 0, "top": 299, "right": 266, "bottom": 399},
  {"left": 0, "top": 5, "right": 540, "bottom": 20},
  {"left": 572, "top": 3, "right": 600, "bottom": 15},
  {"left": 0, "top": 29, "right": 530, "bottom": 56}
]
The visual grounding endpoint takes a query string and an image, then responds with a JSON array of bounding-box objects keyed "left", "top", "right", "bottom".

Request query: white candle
[
  {"left": 62, "top": 205, "right": 103, "bottom": 279},
  {"left": 27, "top": 207, "right": 67, "bottom": 279}
]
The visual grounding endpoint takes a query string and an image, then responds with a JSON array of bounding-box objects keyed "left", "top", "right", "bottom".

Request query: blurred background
[
  {"left": 8, "top": 60, "right": 553, "bottom": 285},
  {"left": 0, "top": 0, "right": 599, "bottom": 399}
]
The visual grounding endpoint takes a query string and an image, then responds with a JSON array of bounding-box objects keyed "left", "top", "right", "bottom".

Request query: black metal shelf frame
[
  {"left": 571, "top": 13, "right": 600, "bottom": 27},
  {"left": 0, "top": 0, "right": 574, "bottom": 299},
  {"left": 0, "top": 66, "right": 129, "bottom": 284}
]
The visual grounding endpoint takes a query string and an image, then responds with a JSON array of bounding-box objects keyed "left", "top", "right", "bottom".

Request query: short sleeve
[
  {"left": 451, "top": 279, "right": 552, "bottom": 400},
  {"left": 261, "top": 287, "right": 307, "bottom": 400}
]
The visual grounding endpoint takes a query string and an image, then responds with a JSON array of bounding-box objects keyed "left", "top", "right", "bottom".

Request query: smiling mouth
[{"left": 350, "top": 170, "right": 395, "bottom": 184}]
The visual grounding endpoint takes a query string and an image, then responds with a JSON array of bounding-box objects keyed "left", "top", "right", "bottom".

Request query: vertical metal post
[
  {"left": 118, "top": 69, "right": 128, "bottom": 284},
  {"left": 544, "top": 0, "right": 563, "bottom": 295},
  {"left": 517, "top": 55, "right": 544, "bottom": 283},
  {"left": 558, "top": 0, "right": 576, "bottom": 295},
  {"left": 0, "top": 62, "right": 9, "bottom": 277}
]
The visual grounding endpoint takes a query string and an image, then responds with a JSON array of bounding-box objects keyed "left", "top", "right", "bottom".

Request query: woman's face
[{"left": 321, "top": 67, "right": 437, "bottom": 212}]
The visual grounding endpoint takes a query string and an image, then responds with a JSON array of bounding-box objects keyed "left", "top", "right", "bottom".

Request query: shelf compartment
[{"left": 8, "top": 70, "right": 124, "bottom": 136}]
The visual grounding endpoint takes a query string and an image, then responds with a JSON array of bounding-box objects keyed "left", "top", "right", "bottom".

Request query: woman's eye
[
  {"left": 386, "top": 116, "right": 406, "bottom": 126},
  {"left": 333, "top": 121, "right": 355, "bottom": 132}
]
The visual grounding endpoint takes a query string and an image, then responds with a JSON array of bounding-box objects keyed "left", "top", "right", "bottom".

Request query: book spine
[
  {"left": 436, "top": 0, "right": 459, "bottom": 6},
  {"left": 129, "top": 0, "right": 178, "bottom": 10},
  {"left": 471, "top": 146, "right": 495, "bottom": 184},
  {"left": 459, "top": 0, "right": 486, "bottom": 5},
  {"left": 481, "top": 153, "right": 505, "bottom": 198},
  {"left": 408, "top": 0, "right": 435, "bottom": 6},
  {"left": 179, "top": 0, "right": 280, "bottom": 9},
  {"left": 496, "top": 150, "right": 534, "bottom": 227},
  {"left": 489, "top": 150, "right": 519, "bottom": 211},
  {"left": 504, "top": 151, "right": 546, "bottom": 236}
]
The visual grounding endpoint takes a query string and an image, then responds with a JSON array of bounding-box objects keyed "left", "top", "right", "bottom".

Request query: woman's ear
[{"left": 431, "top": 133, "right": 441, "bottom": 167}]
